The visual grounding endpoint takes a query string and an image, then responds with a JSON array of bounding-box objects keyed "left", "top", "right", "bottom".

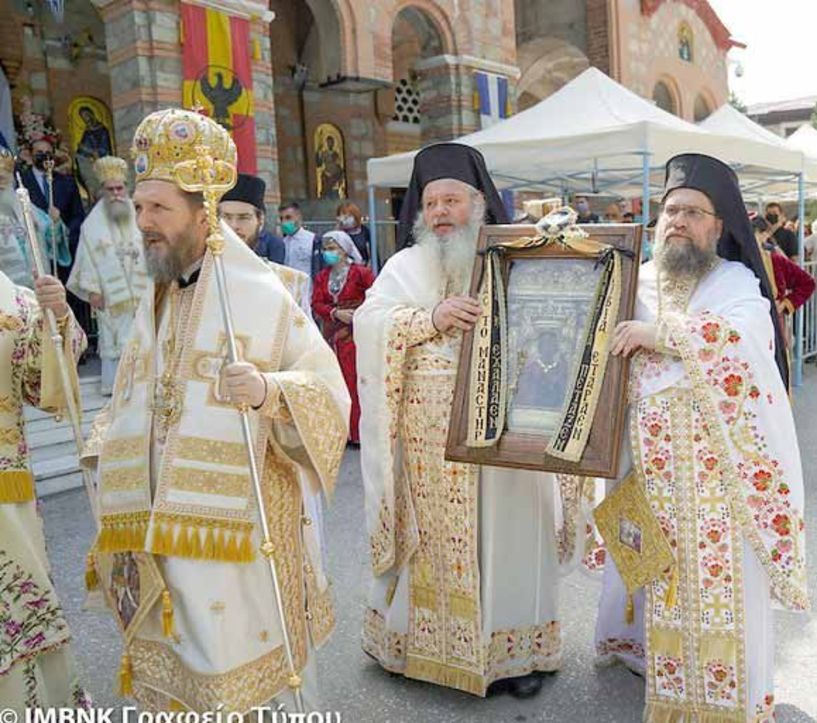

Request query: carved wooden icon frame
[{"left": 445, "top": 223, "right": 642, "bottom": 478}]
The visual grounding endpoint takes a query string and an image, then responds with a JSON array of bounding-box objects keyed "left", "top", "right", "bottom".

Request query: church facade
[{"left": 0, "top": 0, "right": 737, "bottom": 217}]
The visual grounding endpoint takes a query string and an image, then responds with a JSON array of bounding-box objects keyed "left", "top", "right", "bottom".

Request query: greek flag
[
  {"left": 474, "top": 71, "right": 511, "bottom": 129},
  {"left": 474, "top": 71, "right": 514, "bottom": 216}
]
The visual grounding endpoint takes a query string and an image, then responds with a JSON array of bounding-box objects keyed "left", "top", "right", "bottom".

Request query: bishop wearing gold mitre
[{"left": 81, "top": 108, "right": 349, "bottom": 713}]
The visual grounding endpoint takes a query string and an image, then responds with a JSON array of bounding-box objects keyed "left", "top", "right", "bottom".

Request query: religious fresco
[
  {"left": 314, "top": 123, "right": 346, "bottom": 200},
  {"left": 67, "top": 96, "right": 114, "bottom": 198}
]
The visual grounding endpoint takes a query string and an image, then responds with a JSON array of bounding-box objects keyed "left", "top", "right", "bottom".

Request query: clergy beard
[
  {"left": 143, "top": 229, "right": 198, "bottom": 283},
  {"left": 655, "top": 234, "right": 718, "bottom": 279},
  {"left": 412, "top": 197, "right": 485, "bottom": 295},
  {"left": 105, "top": 198, "right": 133, "bottom": 225}
]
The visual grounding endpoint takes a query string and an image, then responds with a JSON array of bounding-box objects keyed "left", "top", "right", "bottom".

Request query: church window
[
  {"left": 393, "top": 77, "right": 421, "bottom": 124},
  {"left": 653, "top": 81, "right": 678, "bottom": 116}
]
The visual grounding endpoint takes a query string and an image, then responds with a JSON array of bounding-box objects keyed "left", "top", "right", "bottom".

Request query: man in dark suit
[
  {"left": 20, "top": 138, "right": 86, "bottom": 264},
  {"left": 20, "top": 137, "right": 90, "bottom": 338}
]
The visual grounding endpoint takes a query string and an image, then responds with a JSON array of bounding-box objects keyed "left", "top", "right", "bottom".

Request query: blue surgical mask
[
  {"left": 281, "top": 220, "right": 299, "bottom": 236},
  {"left": 322, "top": 251, "right": 341, "bottom": 265}
]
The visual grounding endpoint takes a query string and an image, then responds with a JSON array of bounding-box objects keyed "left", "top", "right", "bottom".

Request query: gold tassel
[
  {"left": 119, "top": 653, "right": 133, "bottom": 696},
  {"left": 203, "top": 526, "right": 216, "bottom": 559},
  {"left": 625, "top": 593, "right": 634, "bottom": 625},
  {"left": 85, "top": 551, "right": 98, "bottom": 591},
  {"left": 176, "top": 527, "right": 193, "bottom": 557},
  {"left": 252, "top": 37, "right": 261, "bottom": 61},
  {"left": 179, "top": 16, "right": 184, "bottom": 46},
  {"left": 238, "top": 532, "right": 254, "bottom": 562},
  {"left": 225, "top": 532, "right": 239, "bottom": 561},
  {"left": 161, "top": 589, "right": 175, "bottom": 639},
  {"left": 472, "top": 88, "right": 481, "bottom": 112},
  {"left": 664, "top": 566, "right": 678, "bottom": 611},
  {"left": 188, "top": 527, "right": 202, "bottom": 558}
]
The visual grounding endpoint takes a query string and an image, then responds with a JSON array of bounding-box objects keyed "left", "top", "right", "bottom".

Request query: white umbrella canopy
[
  {"left": 786, "top": 123, "right": 817, "bottom": 160},
  {"left": 367, "top": 68, "right": 805, "bottom": 196}
]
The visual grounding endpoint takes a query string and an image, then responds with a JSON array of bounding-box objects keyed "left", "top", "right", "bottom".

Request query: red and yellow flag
[{"left": 181, "top": 2, "right": 257, "bottom": 174}]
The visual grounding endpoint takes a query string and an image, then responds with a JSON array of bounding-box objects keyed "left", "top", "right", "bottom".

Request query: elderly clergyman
[
  {"left": 68, "top": 156, "right": 148, "bottom": 394},
  {"left": 356, "top": 143, "right": 565, "bottom": 699},
  {"left": 594, "top": 154, "right": 807, "bottom": 721}
]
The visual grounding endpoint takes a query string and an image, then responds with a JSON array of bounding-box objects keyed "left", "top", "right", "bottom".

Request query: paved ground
[{"left": 41, "top": 367, "right": 817, "bottom": 722}]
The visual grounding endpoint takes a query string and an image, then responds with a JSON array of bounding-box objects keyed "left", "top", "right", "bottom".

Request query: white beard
[{"left": 413, "top": 200, "right": 485, "bottom": 296}]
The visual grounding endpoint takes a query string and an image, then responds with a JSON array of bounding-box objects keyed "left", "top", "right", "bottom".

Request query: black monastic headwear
[
  {"left": 220, "top": 173, "right": 266, "bottom": 212},
  {"left": 396, "top": 143, "right": 509, "bottom": 250},
  {"left": 663, "top": 153, "right": 789, "bottom": 388}
]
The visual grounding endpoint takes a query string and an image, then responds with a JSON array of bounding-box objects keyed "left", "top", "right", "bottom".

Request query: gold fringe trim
[
  {"left": 119, "top": 652, "right": 133, "bottom": 696},
  {"left": 96, "top": 512, "right": 150, "bottom": 553},
  {"left": 644, "top": 701, "right": 745, "bottom": 723},
  {"left": 649, "top": 627, "right": 683, "bottom": 659},
  {"left": 85, "top": 551, "right": 99, "bottom": 591},
  {"left": 147, "top": 514, "right": 256, "bottom": 563},
  {"left": 161, "top": 589, "right": 175, "bottom": 639},
  {"left": 0, "top": 470, "right": 35, "bottom": 503},
  {"left": 404, "top": 655, "right": 486, "bottom": 697}
]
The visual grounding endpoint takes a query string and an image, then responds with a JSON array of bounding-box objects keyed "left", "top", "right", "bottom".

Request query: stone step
[
  {"left": 37, "top": 470, "right": 89, "bottom": 498},
  {"left": 26, "top": 420, "right": 94, "bottom": 451},
  {"left": 32, "top": 454, "right": 80, "bottom": 481}
]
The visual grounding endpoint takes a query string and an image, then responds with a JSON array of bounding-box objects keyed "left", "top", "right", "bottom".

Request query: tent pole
[
  {"left": 368, "top": 185, "right": 379, "bottom": 270},
  {"left": 794, "top": 172, "right": 805, "bottom": 387},
  {"left": 641, "top": 154, "right": 650, "bottom": 258}
]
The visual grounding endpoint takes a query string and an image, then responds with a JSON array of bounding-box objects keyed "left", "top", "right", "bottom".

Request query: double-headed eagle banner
[{"left": 180, "top": 2, "right": 257, "bottom": 174}]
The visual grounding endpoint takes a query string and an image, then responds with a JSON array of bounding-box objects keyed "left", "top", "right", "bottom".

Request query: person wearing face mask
[
  {"left": 311, "top": 230, "right": 374, "bottom": 445},
  {"left": 19, "top": 137, "right": 86, "bottom": 267},
  {"left": 573, "top": 194, "right": 600, "bottom": 223},
  {"left": 335, "top": 201, "right": 371, "bottom": 265},
  {"left": 764, "top": 201, "right": 798, "bottom": 260},
  {"left": 280, "top": 200, "right": 321, "bottom": 298}
]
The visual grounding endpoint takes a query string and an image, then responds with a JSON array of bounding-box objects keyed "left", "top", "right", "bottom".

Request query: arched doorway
[
  {"left": 388, "top": 6, "right": 448, "bottom": 151},
  {"left": 516, "top": 37, "right": 589, "bottom": 111},
  {"left": 693, "top": 92, "right": 713, "bottom": 122},
  {"left": 653, "top": 79, "right": 680, "bottom": 116},
  {"left": 271, "top": 0, "right": 345, "bottom": 206}
]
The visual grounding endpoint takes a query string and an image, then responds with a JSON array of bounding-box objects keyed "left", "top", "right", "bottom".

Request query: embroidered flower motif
[
  {"left": 722, "top": 373, "right": 743, "bottom": 397},
  {"left": 771, "top": 513, "right": 791, "bottom": 537},
  {"left": 752, "top": 469, "right": 773, "bottom": 492},
  {"left": 726, "top": 330, "right": 741, "bottom": 344},
  {"left": 702, "top": 321, "right": 721, "bottom": 343}
]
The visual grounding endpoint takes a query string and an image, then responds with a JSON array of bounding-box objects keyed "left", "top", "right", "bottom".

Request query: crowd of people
[{"left": 0, "top": 105, "right": 812, "bottom": 722}]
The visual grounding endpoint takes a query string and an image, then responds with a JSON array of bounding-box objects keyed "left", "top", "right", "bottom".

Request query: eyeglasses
[{"left": 660, "top": 204, "right": 719, "bottom": 222}]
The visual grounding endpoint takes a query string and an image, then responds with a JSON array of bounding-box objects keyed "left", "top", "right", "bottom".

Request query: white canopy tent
[
  {"left": 699, "top": 104, "right": 817, "bottom": 198},
  {"left": 786, "top": 123, "right": 817, "bottom": 161},
  {"left": 366, "top": 68, "right": 811, "bottom": 383},
  {"left": 367, "top": 68, "right": 805, "bottom": 195}
]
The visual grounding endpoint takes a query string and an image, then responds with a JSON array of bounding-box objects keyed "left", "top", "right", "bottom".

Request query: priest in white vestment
[
  {"left": 0, "top": 269, "right": 88, "bottom": 711},
  {"left": 594, "top": 154, "right": 808, "bottom": 722},
  {"left": 81, "top": 109, "right": 349, "bottom": 713},
  {"left": 357, "top": 143, "right": 563, "bottom": 699},
  {"left": 68, "top": 156, "right": 148, "bottom": 395}
]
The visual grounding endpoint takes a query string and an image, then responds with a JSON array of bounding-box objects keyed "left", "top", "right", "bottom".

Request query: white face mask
[{"left": 339, "top": 215, "right": 356, "bottom": 230}]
